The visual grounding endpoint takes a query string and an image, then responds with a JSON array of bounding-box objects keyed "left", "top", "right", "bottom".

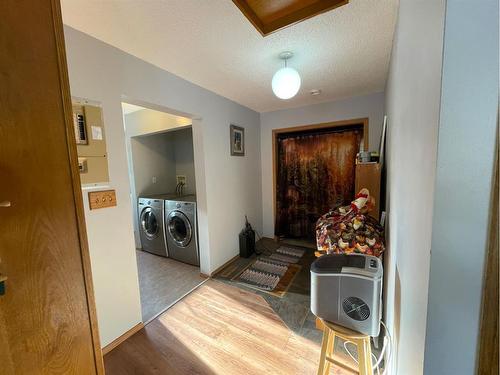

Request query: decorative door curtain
[{"left": 275, "top": 126, "right": 363, "bottom": 239}]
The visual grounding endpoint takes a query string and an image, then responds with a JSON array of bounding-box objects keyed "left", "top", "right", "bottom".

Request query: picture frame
[{"left": 230, "top": 124, "right": 245, "bottom": 156}]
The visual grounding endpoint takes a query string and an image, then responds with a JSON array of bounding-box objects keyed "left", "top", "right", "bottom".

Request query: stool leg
[
  {"left": 317, "top": 328, "right": 330, "bottom": 375},
  {"left": 357, "top": 337, "right": 373, "bottom": 375},
  {"left": 324, "top": 331, "right": 335, "bottom": 374}
]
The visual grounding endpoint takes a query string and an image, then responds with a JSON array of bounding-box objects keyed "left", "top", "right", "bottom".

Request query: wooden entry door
[
  {"left": 273, "top": 119, "right": 368, "bottom": 239},
  {"left": 0, "top": 1, "right": 103, "bottom": 374}
]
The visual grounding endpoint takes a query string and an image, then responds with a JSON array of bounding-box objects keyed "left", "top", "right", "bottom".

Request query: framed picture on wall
[{"left": 230, "top": 124, "right": 245, "bottom": 156}]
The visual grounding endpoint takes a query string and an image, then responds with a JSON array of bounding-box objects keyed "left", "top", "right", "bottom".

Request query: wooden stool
[{"left": 317, "top": 320, "right": 373, "bottom": 375}]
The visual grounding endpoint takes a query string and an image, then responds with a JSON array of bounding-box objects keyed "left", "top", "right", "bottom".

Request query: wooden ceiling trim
[
  {"left": 232, "top": 0, "right": 349, "bottom": 36},
  {"left": 232, "top": 0, "right": 266, "bottom": 34}
]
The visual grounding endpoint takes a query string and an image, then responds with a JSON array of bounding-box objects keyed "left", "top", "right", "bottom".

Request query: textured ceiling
[{"left": 61, "top": 0, "right": 398, "bottom": 113}]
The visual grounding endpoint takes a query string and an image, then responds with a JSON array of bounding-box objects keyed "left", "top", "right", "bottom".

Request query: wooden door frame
[
  {"left": 52, "top": 1, "right": 104, "bottom": 373},
  {"left": 476, "top": 120, "right": 499, "bottom": 374},
  {"left": 271, "top": 118, "right": 369, "bottom": 238}
]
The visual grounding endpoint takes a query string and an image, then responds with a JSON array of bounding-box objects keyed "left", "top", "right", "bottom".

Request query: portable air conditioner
[{"left": 311, "top": 254, "right": 383, "bottom": 337}]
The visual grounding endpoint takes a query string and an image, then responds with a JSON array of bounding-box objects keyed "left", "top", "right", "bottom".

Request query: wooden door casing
[{"left": 0, "top": 1, "right": 103, "bottom": 374}]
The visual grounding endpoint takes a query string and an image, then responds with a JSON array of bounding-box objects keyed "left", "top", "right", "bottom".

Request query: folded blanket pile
[{"left": 316, "top": 188, "right": 385, "bottom": 257}]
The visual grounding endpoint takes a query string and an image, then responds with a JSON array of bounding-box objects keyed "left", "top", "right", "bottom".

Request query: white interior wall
[
  {"left": 128, "top": 132, "right": 175, "bottom": 249},
  {"left": 130, "top": 128, "right": 196, "bottom": 249},
  {"left": 130, "top": 133, "right": 176, "bottom": 197},
  {"left": 383, "top": 1, "right": 446, "bottom": 374},
  {"left": 424, "top": 1, "right": 499, "bottom": 373},
  {"left": 124, "top": 108, "right": 195, "bottom": 249},
  {"left": 260, "top": 92, "right": 385, "bottom": 237},
  {"left": 124, "top": 107, "right": 192, "bottom": 138},
  {"left": 65, "top": 26, "right": 262, "bottom": 347},
  {"left": 173, "top": 128, "right": 196, "bottom": 195}
]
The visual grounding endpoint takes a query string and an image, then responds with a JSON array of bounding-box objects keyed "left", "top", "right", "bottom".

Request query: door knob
[{"left": 0, "top": 201, "right": 11, "bottom": 207}]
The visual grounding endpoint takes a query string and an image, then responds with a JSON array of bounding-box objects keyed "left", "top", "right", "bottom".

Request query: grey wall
[
  {"left": 424, "top": 1, "right": 499, "bottom": 374},
  {"left": 131, "top": 133, "right": 176, "bottom": 197},
  {"left": 128, "top": 127, "right": 196, "bottom": 249},
  {"left": 260, "top": 92, "right": 386, "bottom": 237},
  {"left": 383, "top": 1, "right": 446, "bottom": 374},
  {"left": 123, "top": 109, "right": 193, "bottom": 249},
  {"left": 173, "top": 128, "right": 196, "bottom": 195},
  {"left": 64, "top": 25, "right": 262, "bottom": 346},
  {"left": 130, "top": 127, "right": 195, "bottom": 198}
]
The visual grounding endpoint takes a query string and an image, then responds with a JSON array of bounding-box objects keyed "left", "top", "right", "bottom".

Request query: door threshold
[{"left": 143, "top": 277, "right": 210, "bottom": 325}]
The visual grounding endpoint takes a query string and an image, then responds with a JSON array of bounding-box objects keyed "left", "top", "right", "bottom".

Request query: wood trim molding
[
  {"left": 476, "top": 124, "right": 499, "bottom": 374},
  {"left": 50, "top": 1, "right": 104, "bottom": 373},
  {"left": 102, "top": 323, "right": 145, "bottom": 355},
  {"left": 231, "top": 0, "right": 265, "bottom": 34},
  {"left": 210, "top": 255, "right": 240, "bottom": 277},
  {"left": 232, "top": 0, "right": 349, "bottom": 36},
  {"left": 271, "top": 118, "right": 369, "bottom": 237}
]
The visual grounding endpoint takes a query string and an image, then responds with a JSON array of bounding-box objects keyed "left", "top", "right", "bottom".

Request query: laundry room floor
[{"left": 136, "top": 249, "right": 206, "bottom": 323}]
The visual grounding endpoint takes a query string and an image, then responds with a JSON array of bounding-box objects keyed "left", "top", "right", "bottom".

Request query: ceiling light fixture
[{"left": 272, "top": 51, "right": 301, "bottom": 100}]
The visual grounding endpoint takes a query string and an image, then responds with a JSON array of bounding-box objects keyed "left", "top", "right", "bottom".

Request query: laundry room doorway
[{"left": 121, "top": 101, "right": 208, "bottom": 323}]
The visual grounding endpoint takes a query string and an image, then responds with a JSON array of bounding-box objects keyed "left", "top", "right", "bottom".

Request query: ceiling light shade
[
  {"left": 272, "top": 67, "right": 301, "bottom": 99},
  {"left": 272, "top": 51, "right": 301, "bottom": 100}
]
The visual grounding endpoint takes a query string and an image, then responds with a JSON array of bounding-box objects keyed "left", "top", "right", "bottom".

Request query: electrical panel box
[{"left": 72, "top": 103, "right": 109, "bottom": 185}]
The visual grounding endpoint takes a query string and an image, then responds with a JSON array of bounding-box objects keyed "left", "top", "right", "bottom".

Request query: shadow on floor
[{"left": 104, "top": 319, "right": 218, "bottom": 375}]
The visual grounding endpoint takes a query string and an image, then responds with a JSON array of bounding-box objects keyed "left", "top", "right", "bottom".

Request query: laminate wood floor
[
  {"left": 215, "top": 238, "right": 323, "bottom": 344},
  {"left": 104, "top": 279, "right": 355, "bottom": 375}
]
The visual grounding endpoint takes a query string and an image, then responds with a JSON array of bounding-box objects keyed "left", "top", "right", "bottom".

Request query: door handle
[{"left": 0, "top": 201, "right": 11, "bottom": 207}]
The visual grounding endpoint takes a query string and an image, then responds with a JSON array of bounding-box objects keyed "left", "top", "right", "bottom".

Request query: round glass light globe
[{"left": 272, "top": 67, "right": 301, "bottom": 99}]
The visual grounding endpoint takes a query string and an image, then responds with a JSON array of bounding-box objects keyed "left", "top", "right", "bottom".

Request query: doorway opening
[
  {"left": 122, "top": 102, "right": 206, "bottom": 323},
  {"left": 273, "top": 118, "right": 368, "bottom": 246}
]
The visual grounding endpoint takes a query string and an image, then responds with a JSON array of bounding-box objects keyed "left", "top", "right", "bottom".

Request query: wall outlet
[
  {"left": 176, "top": 175, "right": 186, "bottom": 185},
  {"left": 152, "top": 176, "right": 157, "bottom": 184}
]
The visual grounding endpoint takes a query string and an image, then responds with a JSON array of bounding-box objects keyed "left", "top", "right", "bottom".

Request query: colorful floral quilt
[{"left": 316, "top": 189, "right": 385, "bottom": 257}]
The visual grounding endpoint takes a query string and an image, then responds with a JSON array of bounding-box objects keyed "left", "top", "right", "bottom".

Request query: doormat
[{"left": 232, "top": 247, "right": 304, "bottom": 297}]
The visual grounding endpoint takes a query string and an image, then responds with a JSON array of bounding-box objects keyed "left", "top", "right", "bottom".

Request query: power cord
[
  {"left": 343, "top": 342, "right": 381, "bottom": 375},
  {"left": 342, "top": 320, "right": 392, "bottom": 375}
]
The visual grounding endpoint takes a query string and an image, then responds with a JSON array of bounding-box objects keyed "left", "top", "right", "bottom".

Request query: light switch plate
[
  {"left": 88, "top": 190, "right": 117, "bottom": 210},
  {"left": 78, "top": 157, "right": 88, "bottom": 173}
]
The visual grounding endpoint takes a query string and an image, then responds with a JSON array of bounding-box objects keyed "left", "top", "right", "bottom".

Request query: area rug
[{"left": 232, "top": 246, "right": 304, "bottom": 297}]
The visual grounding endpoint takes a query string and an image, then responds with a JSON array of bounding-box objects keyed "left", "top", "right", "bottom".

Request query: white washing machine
[
  {"left": 138, "top": 195, "right": 170, "bottom": 257},
  {"left": 164, "top": 195, "right": 199, "bottom": 266}
]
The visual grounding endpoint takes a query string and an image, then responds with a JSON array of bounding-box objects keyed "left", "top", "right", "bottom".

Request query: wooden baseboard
[
  {"left": 210, "top": 255, "right": 240, "bottom": 277},
  {"left": 102, "top": 322, "right": 144, "bottom": 355}
]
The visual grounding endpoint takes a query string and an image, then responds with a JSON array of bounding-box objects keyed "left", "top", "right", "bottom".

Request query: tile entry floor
[{"left": 136, "top": 249, "right": 206, "bottom": 322}]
